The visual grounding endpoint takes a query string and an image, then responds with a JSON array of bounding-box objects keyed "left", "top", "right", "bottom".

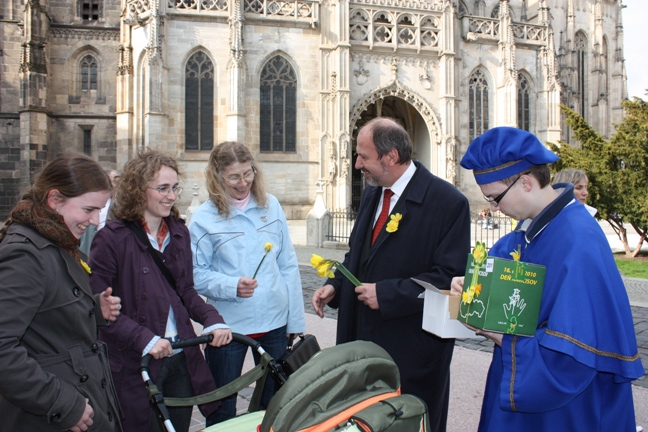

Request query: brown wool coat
[{"left": 0, "top": 224, "right": 121, "bottom": 431}]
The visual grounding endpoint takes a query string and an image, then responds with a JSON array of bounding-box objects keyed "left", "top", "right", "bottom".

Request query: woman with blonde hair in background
[
  {"left": 89, "top": 149, "right": 232, "bottom": 432},
  {"left": 189, "top": 141, "right": 305, "bottom": 425},
  {"left": 552, "top": 169, "right": 597, "bottom": 216},
  {"left": 0, "top": 154, "right": 122, "bottom": 431}
]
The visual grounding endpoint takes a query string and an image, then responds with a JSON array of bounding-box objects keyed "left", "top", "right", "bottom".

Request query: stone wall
[
  {"left": 162, "top": 18, "right": 322, "bottom": 216},
  {"left": 0, "top": 118, "right": 21, "bottom": 220},
  {"left": 0, "top": 0, "right": 630, "bottom": 220}
]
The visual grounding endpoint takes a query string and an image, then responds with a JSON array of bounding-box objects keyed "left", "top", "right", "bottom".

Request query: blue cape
[{"left": 478, "top": 185, "right": 644, "bottom": 431}]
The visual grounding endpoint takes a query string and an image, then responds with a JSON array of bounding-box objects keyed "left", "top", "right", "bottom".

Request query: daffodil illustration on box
[
  {"left": 310, "top": 254, "right": 361, "bottom": 287},
  {"left": 509, "top": 245, "right": 526, "bottom": 280},
  {"left": 462, "top": 241, "right": 487, "bottom": 305},
  {"left": 458, "top": 243, "right": 545, "bottom": 336}
]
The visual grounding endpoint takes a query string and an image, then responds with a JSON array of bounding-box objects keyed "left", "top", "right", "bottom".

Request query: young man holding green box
[{"left": 452, "top": 127, "right": 644, "bottom": 432}]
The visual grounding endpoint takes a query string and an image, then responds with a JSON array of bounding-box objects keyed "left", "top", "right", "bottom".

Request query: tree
[{"left": 549, "top": 99, "right": 648, "bottom": 257}]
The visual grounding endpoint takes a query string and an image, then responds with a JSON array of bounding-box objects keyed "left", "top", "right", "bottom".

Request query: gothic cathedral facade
[{"left": 0, "top": 0, "right": 627, "bottom": 219}]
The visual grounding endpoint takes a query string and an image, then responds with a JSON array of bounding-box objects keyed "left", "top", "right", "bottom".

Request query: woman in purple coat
[{"left": 89, "top": 149, "right": 232, "bottom": 432}]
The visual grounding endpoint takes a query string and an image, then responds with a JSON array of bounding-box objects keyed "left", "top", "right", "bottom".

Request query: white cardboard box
[{"left": 414, "top": 278, "right": 480, "bottom": 339}]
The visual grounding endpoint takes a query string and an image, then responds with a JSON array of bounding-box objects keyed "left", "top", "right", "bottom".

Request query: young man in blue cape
[{"left": 452, "top": 127, "right": 645, "bottom": 431}]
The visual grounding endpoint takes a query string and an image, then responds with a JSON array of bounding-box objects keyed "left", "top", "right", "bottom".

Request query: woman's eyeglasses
[
  {"left": 148, "top": 185, "right": 183, "bottom": 196},
  {"left": 222, "top": 168, "right": 256, "bottom": 186}
]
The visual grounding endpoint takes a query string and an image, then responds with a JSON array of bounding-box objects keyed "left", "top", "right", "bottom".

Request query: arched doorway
[{"left": 349, "top": 96, "right": 436, "bottom": 212}]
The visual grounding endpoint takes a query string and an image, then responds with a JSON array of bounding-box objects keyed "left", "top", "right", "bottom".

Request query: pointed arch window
[
  {"left": 185, "top": 51, "right": 214, "bottom": 151},
  {"left": 469, "top": 69, "right": 489, "bottom": 141},
  {"left": 260, "top": 56, "right": 297, "bottom": 152},
  {"left": 80, "top": 55, "right": 98, "bottom": 91},
  {"left": 575, "top": 32, "right": 587, "bottom": 119},
  {"left": 517, "top": 74, "right": 531, "bottom": 131},
  {"left": 458, "top": 1, "right": 468, "bottom": 16}
]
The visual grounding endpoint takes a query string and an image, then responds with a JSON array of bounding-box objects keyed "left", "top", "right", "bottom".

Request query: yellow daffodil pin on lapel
[
  {"left": 80, "top": 259, "right": 92, "bottom": 274},
  {"left": 385, "top": 213, "right": 402, "bottom": 233}
]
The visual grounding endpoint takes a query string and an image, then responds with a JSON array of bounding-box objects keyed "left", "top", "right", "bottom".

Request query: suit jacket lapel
[{"left": 366, "top": 162, "right": 428, "bottom": 261}]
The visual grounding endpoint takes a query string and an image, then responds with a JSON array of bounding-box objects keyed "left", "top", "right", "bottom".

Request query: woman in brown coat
[{"left": 0, "top": 154, "right": 122, "bottom": 431}]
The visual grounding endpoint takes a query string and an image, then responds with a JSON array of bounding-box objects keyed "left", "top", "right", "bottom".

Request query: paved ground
[
  {"left": 183, "top": 221, "right": 648, "bottom": 431},
  {"left": 188, "top": 264, "right": 648, "bottom": 432}
]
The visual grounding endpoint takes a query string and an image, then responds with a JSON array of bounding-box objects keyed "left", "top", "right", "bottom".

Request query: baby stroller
[{"left": 140, "top": 333, "right": 431, "bottom": 432}]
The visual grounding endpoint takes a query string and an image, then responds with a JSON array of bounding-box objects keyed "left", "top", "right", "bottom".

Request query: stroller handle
[
  {"left": 139, "top": 332, "right": 262, "bottom": 373},
  {"left": 141, "top": 332, "right": 290, "bottom": 431}
]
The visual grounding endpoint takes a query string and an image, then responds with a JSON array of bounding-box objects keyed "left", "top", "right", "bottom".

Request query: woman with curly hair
[
  {"left": 189, "top": 141, "right": 305, "bottom": 425},
  {"left": 89, "top": 149, "right": 232, "bottom": 432},
  {"left": 0, "top": 153, "right": 122, "bottom": 431}
]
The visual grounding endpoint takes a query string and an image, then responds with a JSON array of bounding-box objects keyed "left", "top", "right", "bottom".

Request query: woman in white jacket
[{"left": 189, "top": 141, "right": 305, "bottom": 426}]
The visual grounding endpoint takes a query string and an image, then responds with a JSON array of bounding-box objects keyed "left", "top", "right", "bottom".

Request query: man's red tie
[{"left": 372, "top": 189, "right": 394, "bottom": 245}]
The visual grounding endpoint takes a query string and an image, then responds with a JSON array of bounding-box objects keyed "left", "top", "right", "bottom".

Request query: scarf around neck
[{"left": 10, "top": 199, "right": 80, "bottom": 262}]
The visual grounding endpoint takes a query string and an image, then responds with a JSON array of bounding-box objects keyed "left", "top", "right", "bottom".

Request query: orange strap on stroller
[{"left": 269, "top": 389, "right": 401, "bottom": 432}]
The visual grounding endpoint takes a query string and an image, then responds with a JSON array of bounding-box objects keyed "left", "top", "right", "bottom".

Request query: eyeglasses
[
  {"left": 222, "top": 168, "right": 256, "bottom": 186},
  {"left": 483, "top": 173, "right": 526, "bottom": 206},
  {"left": 148, "top": 185, "right": 183, "bottom": 196}
]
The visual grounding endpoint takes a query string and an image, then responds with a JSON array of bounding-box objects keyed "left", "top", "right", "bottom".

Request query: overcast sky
[{"left": 623, "top": 0, "right": 648, "bottom": 99}]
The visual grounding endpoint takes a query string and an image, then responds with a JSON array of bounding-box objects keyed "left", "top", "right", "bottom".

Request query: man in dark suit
[{"left": 312, "top": 117, "right": 471, "bottom": 432}]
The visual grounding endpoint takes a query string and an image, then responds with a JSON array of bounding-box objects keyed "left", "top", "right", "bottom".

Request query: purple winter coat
[{"left": 89, "top": 217, "right": 225, "bottom": 431}]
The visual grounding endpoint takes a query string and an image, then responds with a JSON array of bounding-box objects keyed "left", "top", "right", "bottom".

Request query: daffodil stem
[
  {"left": 334, "top": 261, "right": 362, "bottom": 287},
  {"left": 252, "top": 253, "right": 268, "bottom": 279}
]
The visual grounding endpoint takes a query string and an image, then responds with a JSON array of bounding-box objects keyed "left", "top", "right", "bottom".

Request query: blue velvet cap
[{"left": 460, "top": 127, "right": 558, "bottom": 184}]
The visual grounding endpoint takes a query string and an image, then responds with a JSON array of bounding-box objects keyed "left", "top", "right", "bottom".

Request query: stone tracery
[{"left": 350, "top": 79, "right": 442, "bottom": 146}]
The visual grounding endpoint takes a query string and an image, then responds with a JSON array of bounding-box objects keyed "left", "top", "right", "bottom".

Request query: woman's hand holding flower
[{"left": 237, "top": 276, "right": 258, "bottom": 298}]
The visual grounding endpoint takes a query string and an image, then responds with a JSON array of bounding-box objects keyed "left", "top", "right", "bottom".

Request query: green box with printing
[{"left": 458, "top": 244, "right": 545, "bottom": 336}]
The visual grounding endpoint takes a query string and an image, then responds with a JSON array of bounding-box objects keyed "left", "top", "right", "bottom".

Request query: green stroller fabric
[{"left": 260, "top": 340, "right": 400, "bottom": 432}]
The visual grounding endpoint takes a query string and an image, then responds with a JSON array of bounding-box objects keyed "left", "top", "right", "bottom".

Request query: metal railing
[
  {"left": 326, "top": 209, "right": 514, "bottom": 250},
  {"left": 472, "top": 212, "right": 515, "bottom": 250},
  {"left": 326, "top": 208, "right": 357, "bottom": 243}
]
